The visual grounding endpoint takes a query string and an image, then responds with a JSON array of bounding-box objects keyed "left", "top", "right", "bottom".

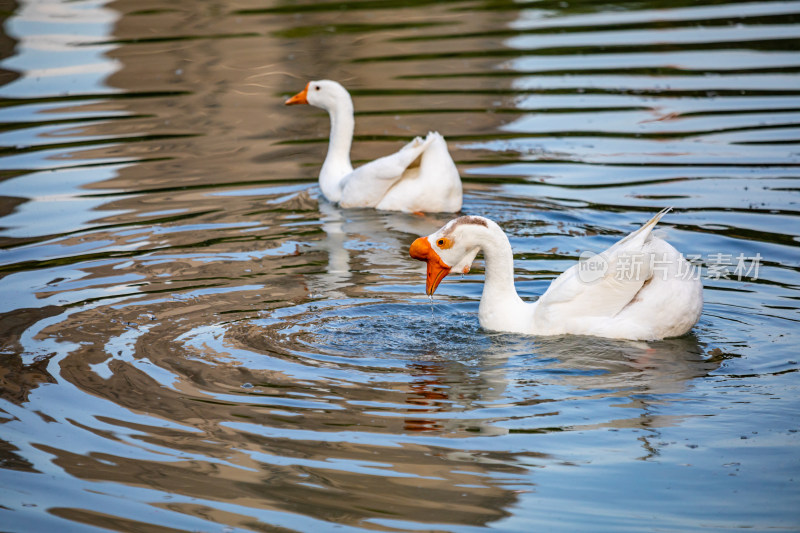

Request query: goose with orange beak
[
  {"left": 285, "top": 80, "right": 462, "bottom": 213},
  {"left": 410, "top": 210, "right": 703, "bottom": 340}
]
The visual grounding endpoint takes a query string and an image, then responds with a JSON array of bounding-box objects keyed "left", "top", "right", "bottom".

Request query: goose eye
[
  {"left": 314, "top": 85, "right": 320, "bottom": 91},
  {"left": 437, "top": 239, "right": 444, "bottom": 246},
  {"left": 436, "top": 237, "right": 453, "bottom": 249}
]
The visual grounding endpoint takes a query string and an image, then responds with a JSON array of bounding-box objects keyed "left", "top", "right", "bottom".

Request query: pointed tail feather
[{"left": 613, "top": 207, "right": 672, "bottom": 249}]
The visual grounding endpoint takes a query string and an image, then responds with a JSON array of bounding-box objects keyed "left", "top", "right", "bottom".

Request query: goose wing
[
  {"left": 338, "top": 135, "right": 433, "bottom": 208},
  {"left": 534, "top": 208, "right": 672, "bottom": 326}
]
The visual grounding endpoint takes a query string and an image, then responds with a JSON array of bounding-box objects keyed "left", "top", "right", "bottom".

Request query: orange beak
[
  {"left": 409, "top": 237, "right": 451, "bottom": 296},
  {"left": 284, "top": 83, "right": 309, "bottom": 105}
]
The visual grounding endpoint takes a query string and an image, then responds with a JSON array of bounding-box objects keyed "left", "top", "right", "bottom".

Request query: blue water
[{"left": 0, "top": 0, "right": 798, "bottom": 531}]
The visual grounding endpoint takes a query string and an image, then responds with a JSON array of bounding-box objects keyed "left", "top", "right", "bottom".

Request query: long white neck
[
  {"left": 318, "top": 97, "right": 354, "bottom": 203},
  {"left": 473, "top": 222, "right": 536, "bottom": 333}
]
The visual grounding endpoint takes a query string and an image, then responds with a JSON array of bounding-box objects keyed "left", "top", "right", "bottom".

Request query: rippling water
[{"left": 1, "top": 0, "right": 798, "bottom": 531}]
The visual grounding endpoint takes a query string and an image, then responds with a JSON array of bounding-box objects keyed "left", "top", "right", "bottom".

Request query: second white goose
[{"left": 286, "top": 80, "right": 462, "bottom": 213}]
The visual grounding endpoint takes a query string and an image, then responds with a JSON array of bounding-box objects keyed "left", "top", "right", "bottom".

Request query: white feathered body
[{"left": 417, "top": 209, "right": 703, "bottom": 341}]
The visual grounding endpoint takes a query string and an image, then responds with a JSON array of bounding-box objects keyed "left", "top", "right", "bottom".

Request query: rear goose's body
[
  {"left": 410, "top": 209, "right": 703, "bottom": 341},
  {"left": 286, "top": 80, "right": 462, "bottom": 213}
]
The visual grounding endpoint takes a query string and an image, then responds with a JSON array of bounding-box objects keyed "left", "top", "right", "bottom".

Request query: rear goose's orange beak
[
  {"left": 285, "top": 83, "right": 309, "bottom": 105},
  {"left": 410, "top": 237, "right": 451, "bottom": 296}
]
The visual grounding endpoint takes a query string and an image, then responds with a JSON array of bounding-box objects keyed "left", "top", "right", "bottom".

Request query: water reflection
[
  {"left": 309, "top": 199, "right": 447, "bottom": 298},
  {"left": 0, "top": 0, "right": 119, "bottom": 98},
  {"left": 30, "top": 296, "right": 710, "bottom": 529}
]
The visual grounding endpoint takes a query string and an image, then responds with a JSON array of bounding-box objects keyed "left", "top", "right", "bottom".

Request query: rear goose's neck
[{"left": 319, "top": 96, "right": 354, "bottom": 202}]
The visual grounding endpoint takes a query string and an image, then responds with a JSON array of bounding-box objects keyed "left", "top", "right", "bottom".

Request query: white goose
[
  {"left": 409, "top": 209, "right": 703, "bottom": 340},
  {"left": 285, "top": 80, "right": 462, "bottom": 213}
]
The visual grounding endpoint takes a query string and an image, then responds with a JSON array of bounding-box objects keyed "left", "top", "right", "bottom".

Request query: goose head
[
  {"left": 285, "top": 80, "right": 351, "bottom": 112},
  {"left": 409, "top": 216, "right": 486, "bottom": 295}
]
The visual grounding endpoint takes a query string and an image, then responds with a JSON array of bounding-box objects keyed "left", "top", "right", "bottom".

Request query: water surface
[{"left": 0, "top": 0, "right": 798, "bottom": 531}]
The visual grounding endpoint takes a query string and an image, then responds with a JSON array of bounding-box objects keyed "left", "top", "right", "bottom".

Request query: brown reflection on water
[
  {"left": 40, "top": 293, "right": 716, "bottom": 527},
  {"left": 0, "top": 1, "right": 19, "bottom": 91},
  {"left": 93, "top": 0, "right": 512, "bottom": 204},
  {"left": 43, "top": 311, "right": 533, "bottom": 529},
  {"left": 0, "top": 306, "right": 62, "bottom": 403},
  {"left": 39, "top": 440, "right": 526, "bottom": 529}
]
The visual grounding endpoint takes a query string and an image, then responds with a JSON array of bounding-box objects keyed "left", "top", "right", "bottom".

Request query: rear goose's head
[
  {"left": 409, "top": 216, "right": 489, "bottom": 295},
  {"left": 285, "top": 80, "right": 352, "bottom": 112}
]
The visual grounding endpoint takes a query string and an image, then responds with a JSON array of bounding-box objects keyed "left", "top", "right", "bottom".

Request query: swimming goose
[
  {"left": 285, "top": 80, "right": 462, "bottom": 213},
  {"left": 409, "top": 209, "right": 703, "bottom": 340}
]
